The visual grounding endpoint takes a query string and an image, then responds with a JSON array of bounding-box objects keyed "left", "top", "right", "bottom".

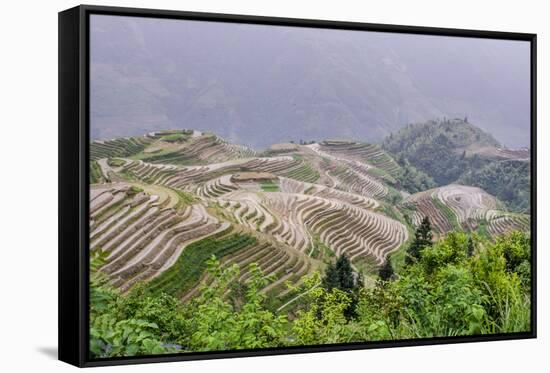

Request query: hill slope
[
  {"left": 382, "top": 119, "right": 530, "bottom": 212},
  {"left": 89, "top": 127, "right": 530, "bottom": 302}
]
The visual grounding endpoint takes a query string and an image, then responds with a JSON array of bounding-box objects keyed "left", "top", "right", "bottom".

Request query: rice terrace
[
  {"left": 89, "top": 119, "right": 532, "bottom": 357},
  {"left": 84, "top": 12, "right": 533, "bottom": 360}
]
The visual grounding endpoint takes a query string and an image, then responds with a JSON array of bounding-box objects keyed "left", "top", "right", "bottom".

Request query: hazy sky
[{"left": 90, "top": 14, "right": 531, "bottom": 148}]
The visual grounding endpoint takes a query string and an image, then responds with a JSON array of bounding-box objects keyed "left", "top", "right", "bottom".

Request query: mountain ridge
[{"left": 90, "top": 15, "right": 531, "bottom": 148}]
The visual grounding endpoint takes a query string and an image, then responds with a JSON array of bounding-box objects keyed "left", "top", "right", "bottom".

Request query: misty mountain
[{"left": 90, "top": 15, "right": 530, "bottom": 149}]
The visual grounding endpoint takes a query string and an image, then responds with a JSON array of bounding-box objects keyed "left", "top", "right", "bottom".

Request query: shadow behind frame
[{"left": 58, "top": 4, "right": 537, "bottom": 368}]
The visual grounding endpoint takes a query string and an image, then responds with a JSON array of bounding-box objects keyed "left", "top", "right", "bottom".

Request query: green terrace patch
[
  {"left": 431, "top": 195, "right": 461, "bottom": 230},
  {"left": 259, "top": 181, "right": 280, "bottom": 192},
  {"left": 90, "top": 160, "right": 103, "bottom": 184},
  {"left": 90, "top": 137, "right": 153, "bottom": 161},
  {"left": 107, "top": 158, "right": 126, "bottom": 167},
  {"left": 161, "top": 133, "right": 187, "bottom": 143},
  {"left": 173, "top": 189, "right": 195, "bottom": 209},
  {"left": 127, "top": 185, "right": 144, "bottom": 196},
  {"left": 146, "top": 231, "right": 256, "bottom": 297},
  {"left": 281, "top": 161, "right": 320, "bottom": 183}
]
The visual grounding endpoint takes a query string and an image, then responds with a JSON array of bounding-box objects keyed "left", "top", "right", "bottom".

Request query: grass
[
  {"left": 107, "top": 158, "right": 126, "bottom": 167},
  {"left": 309, "top": 233, "right": 334, "bottom": 262},
  {"left": 385, "top": 240, "right": 410, "bottom": 273},
  {"left": 90, "top": 160, "right": 102, "bottom": 184},
  {"left": 353, "top": 255, "right": 381, "bottom": 277},
  {"left": 127, "top": 185, "right": 144, "bottom": 196},
  {"left": 378, "top": 203, "right": 403, "bottom": 224},
  {"left": 172, "top": 189, "right": 195, "bottom": 210},
  {"left": 366, "top": 166, "right": 397, "bottom": 184},
  {"left": 131, "top": 149, "right": 201, "bottom": 165},
  {"left": 255, "top": 214, "right": 266, "bottom": 230},
  {"left": 90, "top": 137, "right": 151, "bottom": 161},
  {"left": 146, "top": 232, "right": 256, "bottom": 297},
  {"left": 161, "top": 133, "right": 186, "bottom": 143},
  {"left": 282, "top": 162, "right": 320, "bottom": 183},
  {"left": 432, "top": 195, "right": 461, "bottom": 230},
  {"left": 260, "top": 181, "right": 280, "bottom": 192},
  {"left": 385, "top": 186, "right": 403, "bottom": 204},
  {"left": 209, "top": 202, "right": 238, "bottom": 224},
  {"left": 130, "top": 148, "right": 174, "bottom": 160},
  {"left": 398, "top": 205, "right": 417, "bottom": 228},
  {"left": 475, "top": 219, "right": 491, "bottom": 239}
]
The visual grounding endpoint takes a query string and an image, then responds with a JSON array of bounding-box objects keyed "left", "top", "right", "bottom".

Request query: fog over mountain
[{"left": 90, "top": 14, "right": 530, "bottom": 149}]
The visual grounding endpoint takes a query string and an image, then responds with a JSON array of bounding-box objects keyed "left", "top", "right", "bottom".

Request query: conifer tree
[
  {"left": 467, "top": 236, "right": 475, "bottom": 257},
  {"left": 406, "top": 216, "right": 433, "bottom": 265},
  {"left": 335, "top": 255, "right": 355, "bottom": 291},
  {"left": 321, "top": 254, "right": 360, "bottom": 319},
  {"left": 379, "top": 258, "right": 394, "bottom": 281},
  {"left": 356, "top": 272, "right": 365, "bottom": 289},
  {"left": 322, "top": 261, "right": 339, "bottom": 290},
  {"left": 322, "top": 255, "right": 356, "bottom": 291}
]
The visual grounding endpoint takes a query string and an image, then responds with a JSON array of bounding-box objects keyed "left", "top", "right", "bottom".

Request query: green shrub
[
  {"left": 146, "top": 232, "right": 256, "bottom": 297},
  {"left": 107, "top": 158, "right": 126, "bottom": 167},
  {"left": 161, "top": 133, "right": 186, "bottom": 142},
  {"left": 88, "top": 230, "right": 531, "bottom": 356},
  {"left": 90, "top": 160, "right": 102, "bottom": 184},
  {"left": 126, "top": 185, "right": 144, "bottom": 196}
]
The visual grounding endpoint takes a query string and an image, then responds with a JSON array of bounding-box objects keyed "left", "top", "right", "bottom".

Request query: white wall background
[{"left": 0, "top": 0, "right": 546, "bottom": 371}]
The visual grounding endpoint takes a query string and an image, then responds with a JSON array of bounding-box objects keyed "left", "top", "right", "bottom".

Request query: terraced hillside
[
  {"left": 90, "top": 136, "right": 154, "bottom": 161},
  {"left": 89, "top": 128, "right": 530, "bottom": 305},
  {"left": 314, "top": 140, "right": 401, "bottom": 177},
  {"left": 383, "top": 119, "right": 531, "bottom": 212},
  {"left": 133, "top": 130, "right": 257, "bottom": 165},
  {"left": 402, "top": 184, "right": 530, "bottom": 237}
]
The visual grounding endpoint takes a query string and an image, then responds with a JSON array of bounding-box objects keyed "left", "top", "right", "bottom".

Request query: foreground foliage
[{"left": 90, "top": 230, "right": 531, "bottom": 358}]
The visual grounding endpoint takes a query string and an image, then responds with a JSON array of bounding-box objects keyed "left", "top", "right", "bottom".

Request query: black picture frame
[{"left": 58, "top": 4, "right": 537, "bottom": 368}]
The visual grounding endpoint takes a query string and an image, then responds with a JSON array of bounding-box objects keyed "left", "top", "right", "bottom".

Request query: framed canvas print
[{"left": 58, "top": 5, "right": 537, "bottom": 367}]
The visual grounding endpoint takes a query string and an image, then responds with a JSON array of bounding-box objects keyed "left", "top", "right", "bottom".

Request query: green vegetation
[
  {"left": 90, "top": 160, "right": 102, "bottom": 184},
  {"left": 458, "top": 160, "right": 530, "bottom": 213},
  {"left": 107, "top": 158, "right": 126, "bottom": 167},
  {"left": 90, "top": 137, "right": 152, "bottom": 161},
  {"left": 126, "top": 185, "right": 144, "bottom": 196},
  {"left": 382, "top": 119, "right": 529, "bottom": 213},
  {"left": 378, "top": 203, "right": 404, "bottom": 224},
  {"left": 322, "top": 255, "right": 364, "bottom": 319},
  {"left": 378, "top": 259, "right": 394, "bottom": 281},
  {"left": 475, "top": 219, "right": 490, "bottom": 239},
  {"left": 259, "top": 181, "right": 280, "bottom": 192},
  {"left": 393, "top": 156, "right": 436, "bottom": 193},
  {"left": 384, "top": 187, "right": 404, "bottom": 205},
  {"left": 146, "top": 232, "right": 256, "bottom": 297},
  {"left": 132, "top": 149, "right": 205, "bottom": 166},
  {"left": 89, "top": 251, "right": 175, "bottom": 358},
  {"left": 384, "top": 121, "right": 484, "bottom": 185},
  {"left": 365, "top": 166, "right": 397, "bottom": 185},
  {"left": 91, "top": 255, "right": 288, "bottom": 357},
  {"left": 161, "top": 133, "right": 186, "bottom": 143},
  {"left": 282, "top": 161, "right": 320, "bottom": 183},
  {"left": 309, "top": 233, "right": 334, "bottom": 261},
  {"left": 173, "top": 189, "right": 195, "bottom": 209},
  {"left": 431, "top": 195, "right": 460, "bottom": 230},
  {"left": 90, "top": 229, "right": 530, "bottom": 357},
  {"left": 89, "top": 125, "right": 531, "bottom": 358},
  {"left": 406, "top": 216, "right": 433, "bottom": 265}
]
